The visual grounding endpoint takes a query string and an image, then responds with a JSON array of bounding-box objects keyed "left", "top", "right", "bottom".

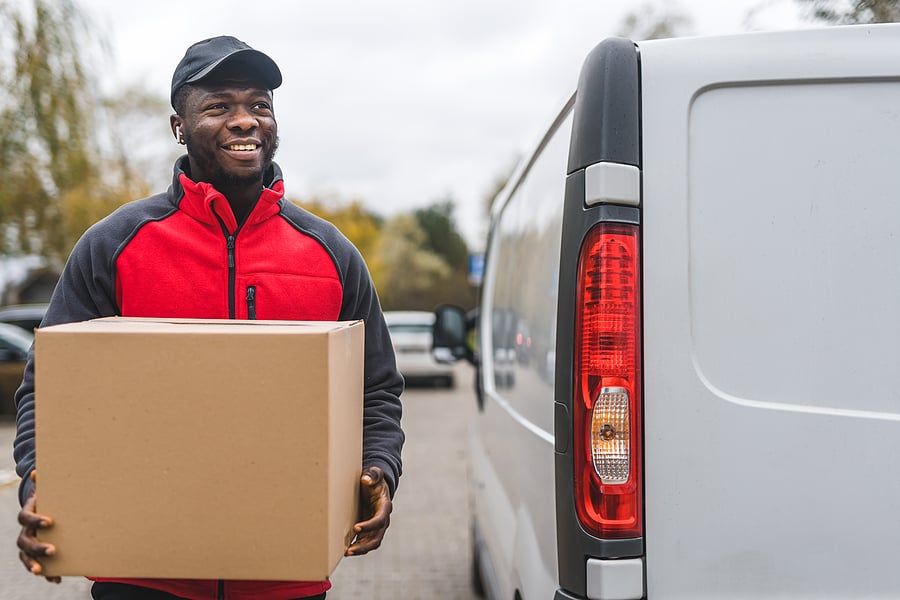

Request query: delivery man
[{"left": 14, "top": 35, "right": 404, "bottom": 600}]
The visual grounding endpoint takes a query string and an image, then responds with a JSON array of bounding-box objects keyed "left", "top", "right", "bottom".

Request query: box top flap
[{"left": 36, "top": 317, "right": 363, "bottom": 336}]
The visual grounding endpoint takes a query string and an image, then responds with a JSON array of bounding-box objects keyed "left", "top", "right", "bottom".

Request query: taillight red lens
[{"left": 573, "top": 222, "right": 642, "bottom": 539}]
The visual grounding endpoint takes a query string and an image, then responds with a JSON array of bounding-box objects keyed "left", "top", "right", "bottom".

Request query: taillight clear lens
[
  {"left": 591, "top": 386, "right": 630, "bottom": 484},
  {"left": 573, "top": 222, "right": 642, "bottom": 539}
]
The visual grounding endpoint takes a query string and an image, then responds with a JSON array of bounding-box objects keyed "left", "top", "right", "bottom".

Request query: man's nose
[{"left": 227, "top": 105, "right": 259, "bottom": 130}]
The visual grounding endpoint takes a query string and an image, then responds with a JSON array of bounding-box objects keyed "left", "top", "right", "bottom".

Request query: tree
[
  {"left": 414, "top": 200, "right": 468, "bottom": 269},
  {"left": 292, "top": 195, "right": 384, "bottom": 263},
  {"left": 0, "top": 0, "right": 161, "bottom": 264},
  {"left": 414, "top": 200, "right": 477, "bottom": 310},
  {"left": 374, "top": 214, "right": 451, "bottom": 311},
  {"left": 617, "top": 2, "right": 693, "bottom": 40},
  {"left": 295, "top": 197, "right": 477, "bottom": 310},
  {"left": 795, "top": 0, "right": 900, "bottom": 23}
]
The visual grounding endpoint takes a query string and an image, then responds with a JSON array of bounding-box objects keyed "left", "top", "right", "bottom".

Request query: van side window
[{"left": 482, "top": 109, "right": 573, "bottom": 429}]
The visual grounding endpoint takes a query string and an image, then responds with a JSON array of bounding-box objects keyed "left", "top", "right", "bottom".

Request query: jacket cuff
[{"left": 19, "top": 472, "right": 35, "bottom": 507}]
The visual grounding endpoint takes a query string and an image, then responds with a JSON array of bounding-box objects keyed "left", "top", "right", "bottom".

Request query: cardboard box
[{"left": 34, "top": 317, "right": 363, "bottom": 581}]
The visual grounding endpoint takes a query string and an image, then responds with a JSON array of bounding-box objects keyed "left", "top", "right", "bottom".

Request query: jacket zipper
[
  {"left": 218, "top": 579, "right": 225, "bottom": 599},
  {"left": 247, "top": 285, "right": 257, "bottom": 320},
  {"left": 212, "top": 209, "right": 240, "bottom": 319}
]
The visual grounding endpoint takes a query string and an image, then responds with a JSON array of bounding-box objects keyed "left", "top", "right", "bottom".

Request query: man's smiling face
[{"left": 178, "top": 64, "right": 279, "bottom": 189}]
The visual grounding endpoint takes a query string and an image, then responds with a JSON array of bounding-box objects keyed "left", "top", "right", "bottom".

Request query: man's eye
[{"left": 254, "top": 102, "right": 272, "bottom": 111}]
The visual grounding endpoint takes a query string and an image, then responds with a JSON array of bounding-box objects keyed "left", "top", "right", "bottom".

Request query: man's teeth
[{"left": 228, "top": 144, "right": 258, "bottom": 151}]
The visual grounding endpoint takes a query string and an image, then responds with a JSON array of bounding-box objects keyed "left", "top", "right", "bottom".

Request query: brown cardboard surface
[{"left": 34, "top": 317, "right": 363, "bottom": 581}]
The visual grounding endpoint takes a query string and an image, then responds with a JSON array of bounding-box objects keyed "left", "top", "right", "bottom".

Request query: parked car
[
  {"left": 0, "top": 323, "right": 33, "bottom": 415},
  {"left": 434, "top": 24, "right": 900, "bottom": 600},
  {"left": 384, "top": 310, "right": 454, "bottom": 388},
  {"left": 0, "top": 302, "right": 48, "bottom": 332}
]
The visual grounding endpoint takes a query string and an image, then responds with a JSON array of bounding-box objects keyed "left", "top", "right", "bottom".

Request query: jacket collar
[{"left": 169, "top": 155, "right": 286, "bottom": 232}]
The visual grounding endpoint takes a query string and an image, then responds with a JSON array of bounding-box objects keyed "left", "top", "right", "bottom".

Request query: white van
[{"left": 434, "top": 23, "right": 900, "bottom": 600}]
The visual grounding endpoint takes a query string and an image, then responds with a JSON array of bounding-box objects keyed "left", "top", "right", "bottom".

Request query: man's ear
[{"left": 170, "top": 115, "right": 184, "bottom": 144}]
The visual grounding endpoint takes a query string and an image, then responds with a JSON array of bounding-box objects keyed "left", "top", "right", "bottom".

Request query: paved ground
[
  {"left": 0, "top": 364, "right": 479, "bottom": 600},
  {"left": 328, "top": 368, "right": 477, "bottom": 600}
]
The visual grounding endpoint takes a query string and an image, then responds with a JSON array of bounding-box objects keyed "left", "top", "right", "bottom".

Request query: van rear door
[{"left": 640, "top": 24, "right": 900, "bottom": 598}]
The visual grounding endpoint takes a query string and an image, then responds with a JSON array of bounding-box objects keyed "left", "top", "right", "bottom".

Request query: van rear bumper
[{"left": 555, "top": 557, "right": 645, "bottom": 600}]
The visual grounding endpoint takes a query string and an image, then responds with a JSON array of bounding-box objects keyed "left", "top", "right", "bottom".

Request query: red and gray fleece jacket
[{"left": 13, "top": 158, "right": 404, "bottom": 599}]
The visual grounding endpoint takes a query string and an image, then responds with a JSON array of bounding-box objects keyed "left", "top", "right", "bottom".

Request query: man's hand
[
  {"left": 346, "top": 466, "right": 392, "bottom": 556},
  {"left": 17, "top": 472, "right": 60, "bottom": 583}
]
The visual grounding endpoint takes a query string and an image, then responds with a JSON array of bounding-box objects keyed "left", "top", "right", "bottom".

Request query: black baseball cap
[{"left": 170, "top": 36, "right": 282, "bottom": 108}]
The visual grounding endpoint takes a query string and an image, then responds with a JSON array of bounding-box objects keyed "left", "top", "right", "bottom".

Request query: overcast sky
[{"left": 78, "top": 0, "right": 808, "bottom": 248}]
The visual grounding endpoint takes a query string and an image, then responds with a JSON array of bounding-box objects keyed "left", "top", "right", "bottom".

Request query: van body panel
[
  {"left": 640, "top": 25, "right": 900, "bottom": 598},
  {"left": 471, "top": 105, "right": 574, "bottom": 600}
]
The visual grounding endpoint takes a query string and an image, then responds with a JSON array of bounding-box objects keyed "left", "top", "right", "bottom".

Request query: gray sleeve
[
  {"left": 338, "top": 242, "right": 405, "bottom": 498},
  {"left": 13, "top": 223, "right": 120, "bottom": 505}
]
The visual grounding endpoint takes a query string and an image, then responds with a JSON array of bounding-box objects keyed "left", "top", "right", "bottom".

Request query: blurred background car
[
  {"left": 0, "top": 302, "right": 48, "bottom": 332},
  {"left": 384, "top": 310, "right": 455, "bottom": 388},
  {"left": 0, "top": 322, "right": 33, "bottom": 415}
]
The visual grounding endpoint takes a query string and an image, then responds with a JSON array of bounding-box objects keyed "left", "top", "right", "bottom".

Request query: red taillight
[{"left": 573, "top": 222, "right": 642, "bottom": 539}]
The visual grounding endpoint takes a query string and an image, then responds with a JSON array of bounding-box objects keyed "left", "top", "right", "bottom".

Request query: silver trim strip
[
  {"left": 585, "top": 162, "right": 640, "bottom": 206},
  {"left": 586, "top": 557, "right": 644, "bottom": 600}
]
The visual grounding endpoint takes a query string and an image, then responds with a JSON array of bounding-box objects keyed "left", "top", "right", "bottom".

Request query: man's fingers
[
  {"left": 17, "top": 505, "right": 55, "bottom": 543},
  {"left": 17, "top": 539, "right": 58, "bottom": 581},
  {"left": 19, "top": 550, "right": 39, "bottom": 574},
  {"left": 361, "top": 466, "right": 383, "bottom": 486},
  {"left": 17, "top": 510, "right": 52, "bottom": 530},
  {"left": 18, "top": 548, "right": 59, "bottom": 582},
  {"left": 354, "top": 498, "right": 391, "bottom": 533},
  {"left": 345, "top": 532, "right": 384, "bottom": 556},
  {"left": 354, "top": 509, "right": 390, "bottom": 534},
  {"left": 18, "top": 495, "right": 53, "bottom": 529},
  {"left": 17, "top": 528, "right": 56, "bottom": 557},
  {"left": 354, "top": 491, "right": 391, "bottom": 534},
  {"left": 18, "top": 495, "right": 36, "bottom": 525},
  {"left": 17, "top": 489, "right": 59, "bottom": 581},
  {"left": 346, "top": 466, "right": 394, "bottom": 556},
  {"left": 346, "top": 527, "right": 387, "bottom": 556},
  {"left": 17, "top": 507, "right": 56, "bottom": 555}
]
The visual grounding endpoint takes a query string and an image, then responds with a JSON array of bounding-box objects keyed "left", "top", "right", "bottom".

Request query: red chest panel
[{"left": 115, "top": 211, "right": 342, "bottom": 321}]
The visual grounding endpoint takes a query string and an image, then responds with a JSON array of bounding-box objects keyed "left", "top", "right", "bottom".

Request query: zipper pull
[
  {"left": 246, "top": 286, "right": 257, "bottom": 320},
  {"left": 226, "top": 235, "right": 235, "bottom": 269}
]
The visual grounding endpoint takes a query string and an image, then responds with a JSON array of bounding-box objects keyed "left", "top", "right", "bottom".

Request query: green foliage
[
  {"left": 368, "top": 200, "right": 476, "bottom": 312},
  {"left": 294, "top": 195, "right": 477, "bottom": 312},
  {"left": 293, "top": 195, "right": 384, "bottom": 263},
  {"left": 796, "top": 0, "right": 900, "bottom": 23},
  {"left": 374, "top": 214, "right": 451, "bottom": 311},
  {"left": 413, "top": 200, "right": 468, "bottom": 269},
  {"left": 412, "top": 200, "right": 476, "bottom": 311},
  {"left": 0, "top": 0, "right": 159, "bottom": 263}
]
